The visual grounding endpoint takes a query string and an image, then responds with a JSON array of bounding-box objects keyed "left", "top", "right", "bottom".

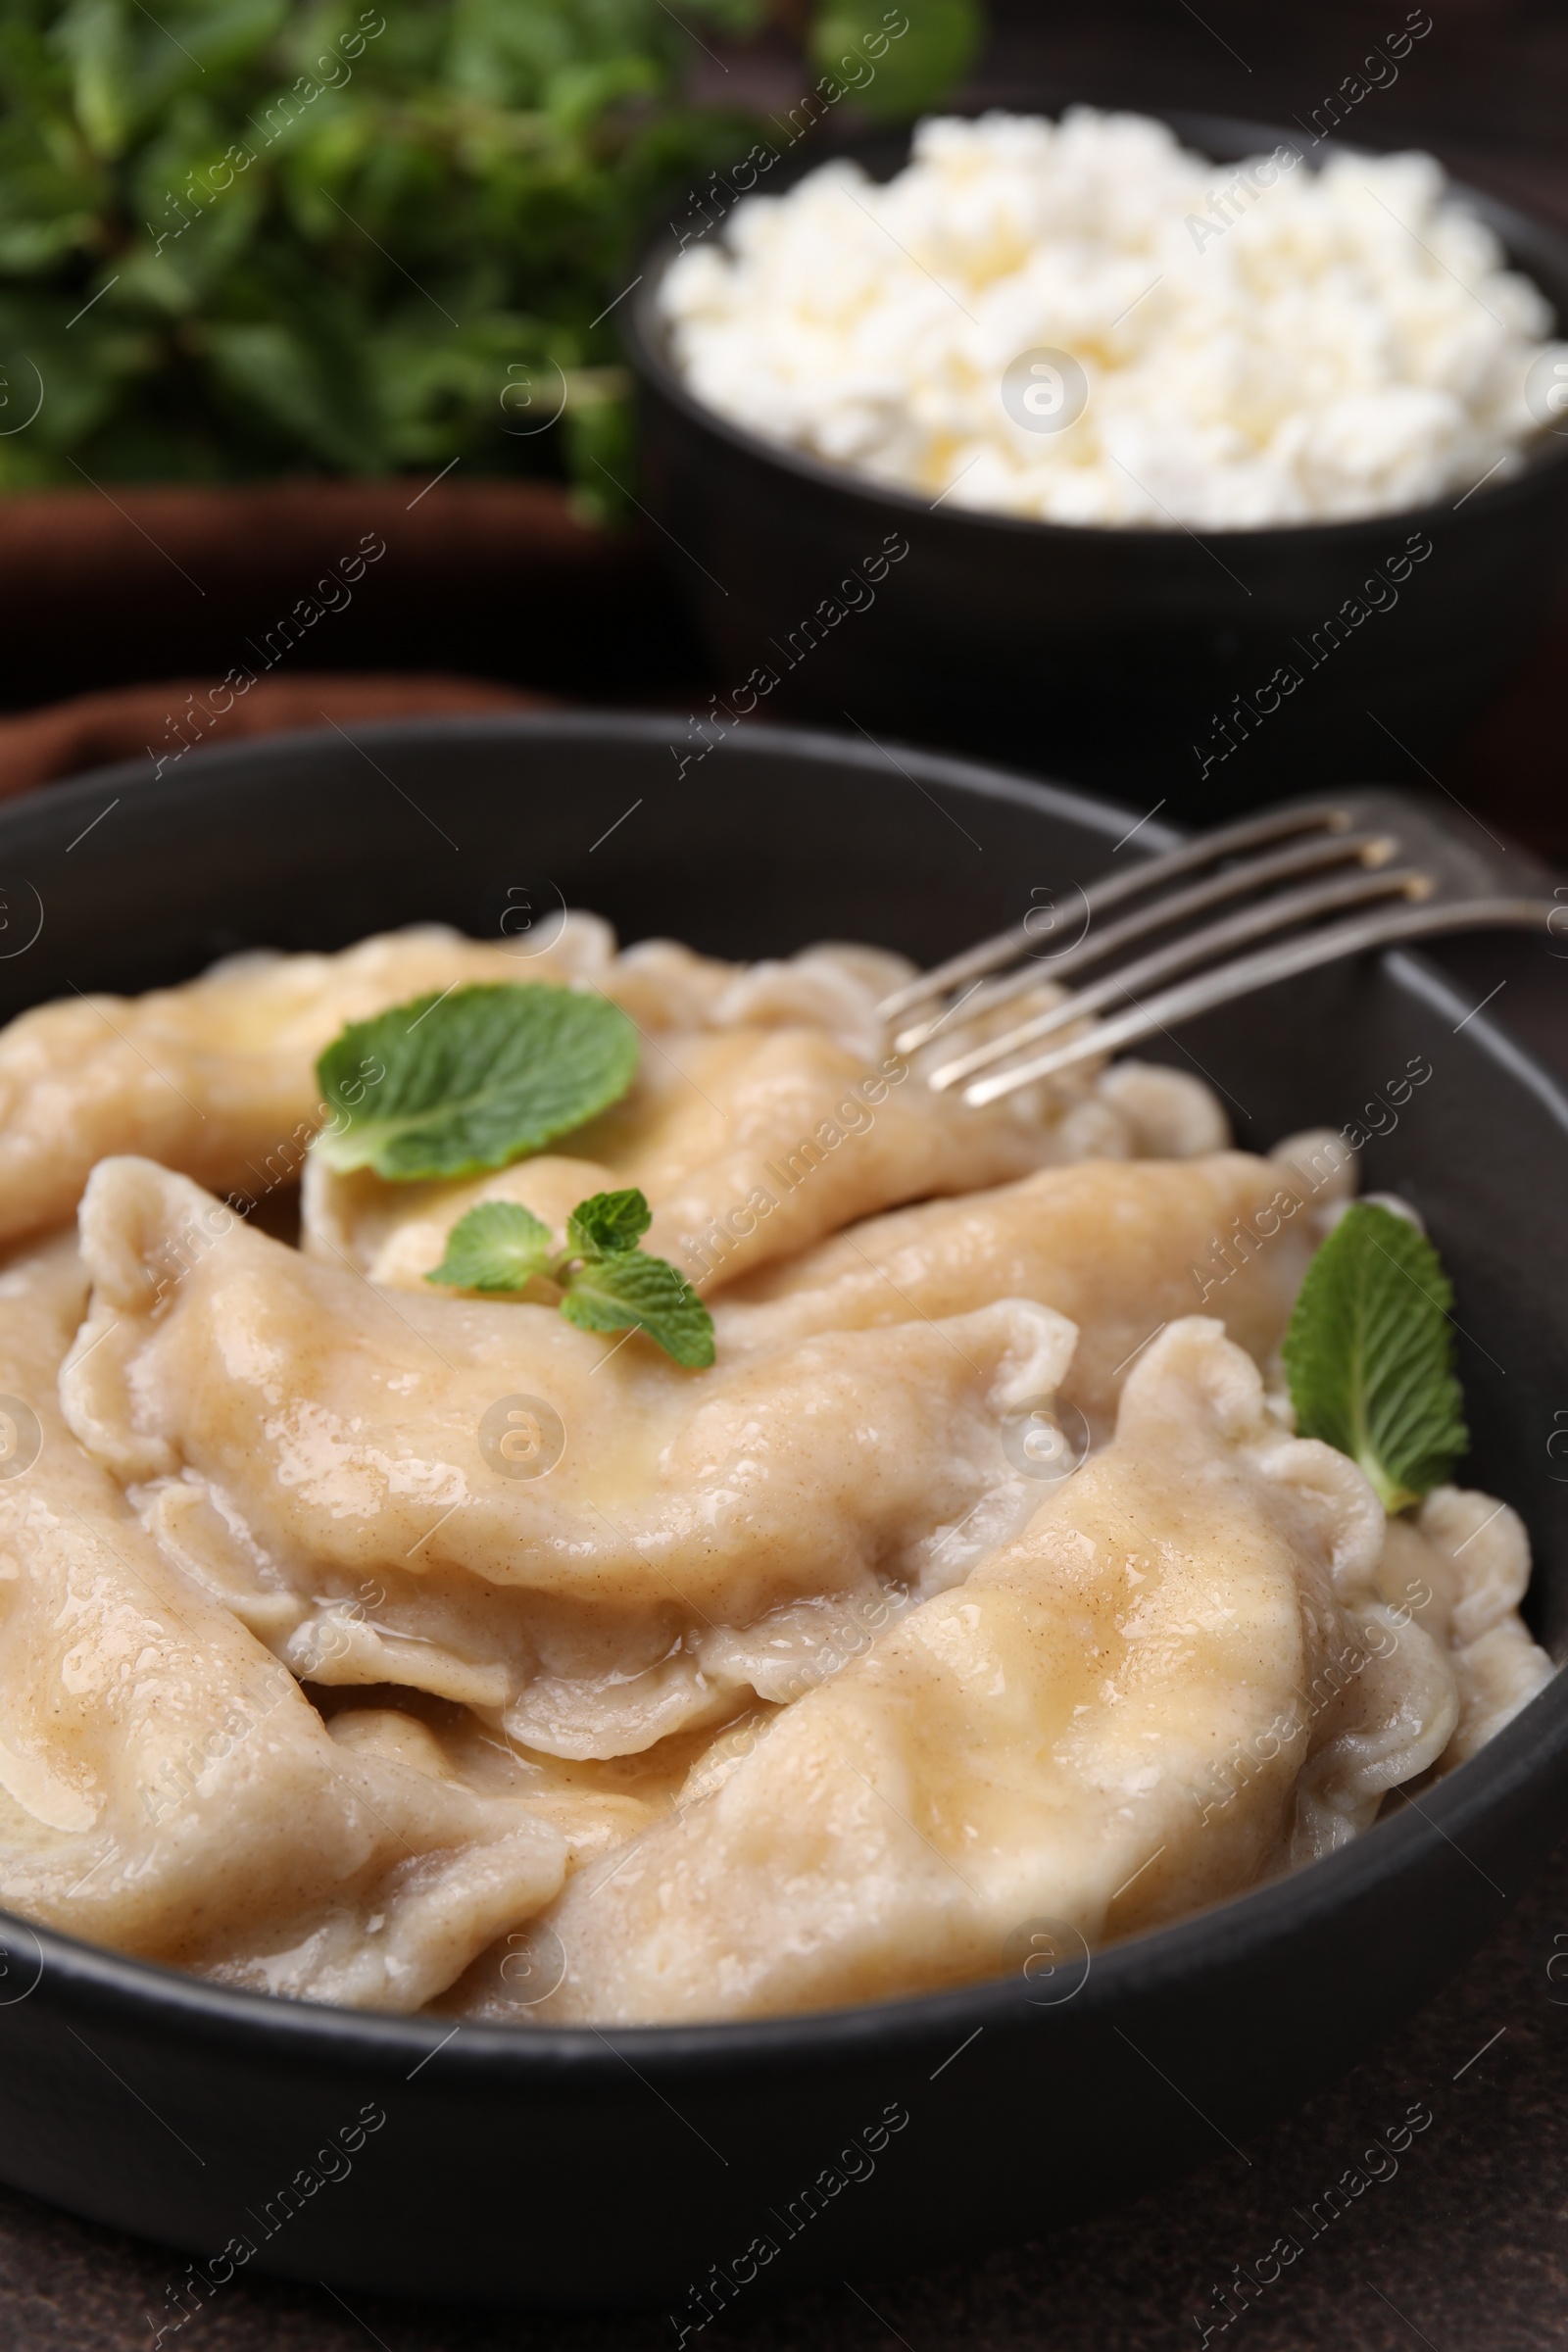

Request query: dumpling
[
  {"left": 0, "top": 920, "right": 615, "bottom": 1249},
  {"left": 301, "top": 968, "right": 1210, "bottom": 1302},
  {"left": 305, "top": 1022, "right": 1098, "bottom": 1299},
  {"left": 532, "top": 1320, "right": 1458, "bottom": 2024},
  {"left": 713, "top": 1146, "right": 1338, "bottom": 1432},
  {"left": 0, "top": 907, "right": 1214, "bottom": 1296},
  {"left": 0, "top": 1234, "right": 577, "bottom": 2012},
  {"left": 62, "top": 1158, "right": 1078, "bottom": 1758}
]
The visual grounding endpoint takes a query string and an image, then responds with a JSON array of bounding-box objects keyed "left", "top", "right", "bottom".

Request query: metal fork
[{"left": 878, "top": 792, "right": 1558, "bottom": 1105}]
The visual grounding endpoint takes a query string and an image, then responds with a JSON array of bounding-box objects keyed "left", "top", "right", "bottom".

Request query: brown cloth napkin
[
  {"left": 0, "top": 477, "right": 690, "bottom": 712},
  {"left": 0, "top": 670, "right": 544, "bottom": 801}
]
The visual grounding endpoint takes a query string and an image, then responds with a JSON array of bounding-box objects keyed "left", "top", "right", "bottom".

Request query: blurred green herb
[
  {"left": 812, "top": 0, "right": 980, "bottom": 116},
  {"left": 0, "top": 0, "right": 983, "bottom": 506}
]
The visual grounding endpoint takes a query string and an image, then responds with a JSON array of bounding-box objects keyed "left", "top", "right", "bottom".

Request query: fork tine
[
  {"left": 876, "top": 800, "right": 1356, "bottom": 1026},
  {"left": 959, "top": 896, "right": 1555, "bottom": 1105},
  {"left": 926, "top": 864, "right": 1432, "bottom": 1090},
  {"left": 893, "top": 828, "right": 1396, "bottom": 1054}
]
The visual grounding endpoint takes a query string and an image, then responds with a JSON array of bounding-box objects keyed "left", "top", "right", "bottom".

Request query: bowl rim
[
  {"left": 622, "top": 103, "right": 1568, "bottom": 549},
  {"left": 4, "top": 707, "right": 1568, "bottom": 2076}
]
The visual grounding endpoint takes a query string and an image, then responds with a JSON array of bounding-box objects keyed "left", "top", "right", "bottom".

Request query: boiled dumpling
[
  {"left": 534, "top": 1320, "right": 1458, "bottom": 2023},
  {"left": 299, "top": 955, "right": 1195, "bottom": 1299},
  {"left": 0, "top": 921, "right": 618, "bottom": 1249},
  {"left": 62, "top": 1157, "right": 1077, "bottom": 1758},
  {"left": 0, "top": 1234, "right": 574, "bottom": 2011},
  {"left": 713, "top": 1145, "right": 1338, "bottom": 1432},
  {"left": 0, "top": 912, "right": 1181, "bottom": 1298}
]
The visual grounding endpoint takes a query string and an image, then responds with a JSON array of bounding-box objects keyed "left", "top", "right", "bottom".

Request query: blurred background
[
  {"left": 0, "top": 0, "right": 1561, "bottom": 843},
  {"left": 977, "top": 0, "right": 1565, "bottom": 223}
]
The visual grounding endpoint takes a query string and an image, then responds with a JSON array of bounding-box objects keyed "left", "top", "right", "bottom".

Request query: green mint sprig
[
  {"left": 426, "top": 1188, "right": 714, "bottom": 1368},
  {"left": 314, "top": 982, "right": 638, "bottom": 1183},
  {"left": 1282, "top": 1200, "right": 1468, "bottom": 1513}
]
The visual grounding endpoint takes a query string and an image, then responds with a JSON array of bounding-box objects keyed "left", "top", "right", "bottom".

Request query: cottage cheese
[{"left": 658, "top": 109, "right": 1564, "bottom": 528}]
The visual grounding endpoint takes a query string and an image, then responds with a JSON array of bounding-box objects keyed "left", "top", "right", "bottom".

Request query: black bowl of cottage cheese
[{"left": 622, "top": 107, "right": 1568, "bottom": 813}]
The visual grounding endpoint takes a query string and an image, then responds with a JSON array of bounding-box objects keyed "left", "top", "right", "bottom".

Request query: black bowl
[
  {"left": 623, "top": 112, "right": 1568, "bottom": 816},
  {"left": 0, "top": 713, "right": 1565, "bottom": 2310}
]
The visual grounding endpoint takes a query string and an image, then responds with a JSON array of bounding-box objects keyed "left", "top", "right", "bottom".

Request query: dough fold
[{"left": 1376, "top": 1489, "right": 1554, "bottom": 1771}]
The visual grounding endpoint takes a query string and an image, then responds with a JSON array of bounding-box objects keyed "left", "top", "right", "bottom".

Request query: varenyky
[{"left": 0, "top": 913, "right": 1545, "bottom": 2020}]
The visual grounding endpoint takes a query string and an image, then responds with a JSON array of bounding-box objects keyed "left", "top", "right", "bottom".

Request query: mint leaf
[
  {"left": 421, "top": 1183, "right": 714, "bottom": 1367},
  {"left": 1283, "top": 1201, "right": 1468, "bottom": 1513},
  {"left": 567, "top": 1188, "right": 651, "bottom": 1257},
  {"left": 560, "top": 1250, "right": 714, "bottom": 1368},
  {"left": 425, "top": 1202, "right": 553, "bottom": 1293},
  {"left": 315, "top": 983, "right": 639, "bottom": 1183}
]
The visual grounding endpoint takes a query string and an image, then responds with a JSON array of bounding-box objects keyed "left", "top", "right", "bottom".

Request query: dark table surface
[{"left": 6, "top": 5, "right": 1568, "bottom": 2344}]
